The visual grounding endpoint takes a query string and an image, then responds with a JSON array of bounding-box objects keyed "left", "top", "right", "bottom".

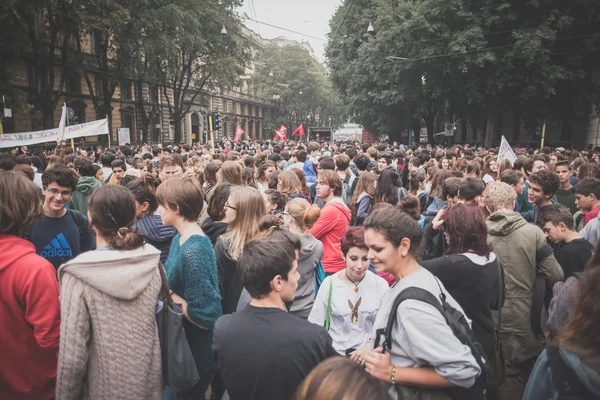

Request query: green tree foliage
[
  {"left": 251, "top": 43, "right": 345, "bottom": 134},
  {"left": 327, "top": 0, "right": 600, "bottom": 146}
]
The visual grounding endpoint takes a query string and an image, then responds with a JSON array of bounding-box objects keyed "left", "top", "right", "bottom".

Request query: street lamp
[
  {"left": 221, "top": 24, "right": 227, "bottom": 35},
  {"left": 299, "top": 91, "right": 303, "bottom": 95},
  {"left": 269, "top": 70, "right": 274, "bottom": 77},
  {"left": 367, "top": 21, "right": 375, "bottom": 34}
]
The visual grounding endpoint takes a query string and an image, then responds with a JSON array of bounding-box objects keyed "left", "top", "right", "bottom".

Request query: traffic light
[
  {"left": 213, "top": 112, "right": 221, "bottom": 130},
  {"left": 204, "top": 114, "right": 209, "bottom": 132}
]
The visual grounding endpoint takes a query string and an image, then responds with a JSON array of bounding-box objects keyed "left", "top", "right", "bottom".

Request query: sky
[{"left": 241, "top": 0, "right": 342, "bottom": 63}]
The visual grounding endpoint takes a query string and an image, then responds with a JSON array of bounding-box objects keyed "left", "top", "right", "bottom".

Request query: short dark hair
[
  {"left": 341, "top": 226, "right": 367, "bottom": 255},
  {"left": 524, "top": 155, "right": 546, "bottom": 174},
  {"left": 410, "top": 157, "right": 421, "bottom": 168},
  {"left": 501, "top": 170, "right": 523, "bottom": 186},
  {"left": 296, "top": 149, "right": 307, "bottom": 163},
  {"left": 538, "top": 204, "right": 575, "bottom": 231},
  {"left": 240, "top": 235, "right": 301, "bottom": 299},
  {"left": 74, "top": 156, "right": 95, "bottom": 177},
  {"left": 573, "top": 178, "right": 600, "bottom": 199},
  {"left": 101, "top": 152, "right": 116, "bottom": 167},
  {"left": 152, "top": 147, "right": 162, "bottom": 157},
  {"left": 156, "top": 176, "right": 204, "bottom": 221},
  {"left": 318, "top": 156, "right": 335, "bottom": 171},
  {"left": 555, "top": 160, "right": 571, "bottom": 170},
  {"left": 0, "top": 153, "right": 16, "bottom": 171},
  {"left": 444, "top": 204, "right": 492, "bottom": 257},
  {"left": 42, "top": 165, "right": 77, "bottom": 191},
  {"left": 354, "top": 154, "right": 370, "bottom": 172},
  {"left": 15, "top": 154, "right": 32, "bottom": 165},
  {"left": 364, "top": 204, "right": 422, "bottom": 258},
  {"left": 442, "top": 177, "right": 461, "bottom": 201},
  {"left": 529, "top": 170, "right": 560, "bottom": 197},
  {"left": 111, "top": 159, "right": 127, "bottom": 171},
  {"left": 378, "top": 152, "right": 393, "bottom": 166},
  {"left": 459, "top": 177, "right": 485, "bottom": 201}
]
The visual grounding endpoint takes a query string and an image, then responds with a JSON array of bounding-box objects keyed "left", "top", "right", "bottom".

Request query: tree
[
  {"left": 327, "top": 0, "right": 600, "bottom": 146},
  {"left": 252, "top": 43, "right": 345, "bottom": 135},
  {"left": 4, "top": 0, "right": 74, "bottom": 129},
  {"left": 142, "top": 0, "right": 250, "bottom": 144}
]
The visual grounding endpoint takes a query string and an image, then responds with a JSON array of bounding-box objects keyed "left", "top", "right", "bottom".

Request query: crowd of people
[{"left": 1, "top": 139, "right": 599, "bottom": 400}]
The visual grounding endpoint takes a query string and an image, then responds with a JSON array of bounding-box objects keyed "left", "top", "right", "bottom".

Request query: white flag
[
  {"left": 497, "top": 135, "right": 517, "bottom": 166},
  {"left": 57, "top": 103, "right": 67, "bottom": 142}
]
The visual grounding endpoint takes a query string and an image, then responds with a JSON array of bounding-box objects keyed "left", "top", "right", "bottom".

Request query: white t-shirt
[{"left": 309, "top": 271, "right": 388, "bottom": 355}]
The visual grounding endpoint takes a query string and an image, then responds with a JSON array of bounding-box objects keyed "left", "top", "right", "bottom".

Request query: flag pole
[{"left": 106, "top": 114, "right": 111, "bottom": 148}]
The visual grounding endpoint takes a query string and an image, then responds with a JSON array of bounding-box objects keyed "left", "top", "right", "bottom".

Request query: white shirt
[{"left": 309, "top": 271, "right": 388, "bottom": 355}]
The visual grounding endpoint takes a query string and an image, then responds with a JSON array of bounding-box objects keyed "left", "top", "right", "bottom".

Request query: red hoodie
[
  {"left": 0, "top": 234, "right": 60, "bottom": 400},
  {"left": 307, "top": 199, "right": 352, "bottom": 273}
]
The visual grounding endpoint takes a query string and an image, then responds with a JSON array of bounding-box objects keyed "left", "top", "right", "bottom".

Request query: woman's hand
[
  {"left": 365, "top": 347, "right": 394, "bottom": 382},
  {"left": 171, "top": 292, "right": 187, "bottom": 307},
  {"left": 432, "top": 208, "right": 446, "bottom": 230},
  {"left": 350, "top": 340, "right": 372, "bottom": 365}
]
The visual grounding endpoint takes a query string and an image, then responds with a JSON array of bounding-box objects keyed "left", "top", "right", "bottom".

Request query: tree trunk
[
  {"left": 174, "top": 115, "right": 182, "bottom": 144},
  {"left": 460, "top": 118, "right": 468, "bottom": 144},
  {"left": 485, "top": 105, "right": 500, "bottom": 148},
  {"left": 425, "top": 116, "right": 435, "bottom": 145},
  {"left": 411, "top": 121, "right": 421, "bottom": 146},
  {"left": 512, "top": 111, "right": 521, "bottom": 144}
]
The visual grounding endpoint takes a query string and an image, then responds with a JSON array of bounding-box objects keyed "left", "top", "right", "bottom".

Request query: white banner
[
  {"left": 0, "top": 118, "right": 109, "bottom": 148},
  {"left": 497, "top": 135, "right": 517, "bottom": 166}
]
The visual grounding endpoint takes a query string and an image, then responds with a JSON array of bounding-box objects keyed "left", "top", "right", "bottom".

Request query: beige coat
[
  {"left": 486, "top": 212, "right": 563, "bottom": 364},
  {"left": 56, "top": 245, "right": 163, "bottom": 400}
]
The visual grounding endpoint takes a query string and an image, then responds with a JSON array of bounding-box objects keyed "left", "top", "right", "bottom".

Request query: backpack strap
[
  {"left": 374, "top": 287, "right": 442, "bottom": 352},
  {"left": 68, "top": 209, "right": 85, "bottom": 235},
  {"left": 547, "top": 344, "right": 594, "bottom": 399},
  {"left": 531, "top": 243, "right": 554, "bottom": 337}
]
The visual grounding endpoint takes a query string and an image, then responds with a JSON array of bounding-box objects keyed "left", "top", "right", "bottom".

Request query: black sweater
[{"left": 421, "top": 253, "right": 501, "bottom": 367}]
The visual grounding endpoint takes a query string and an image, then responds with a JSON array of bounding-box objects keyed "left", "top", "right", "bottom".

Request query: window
[
  {"left": 150, "top": 86, "right": 159, "bottom": 102},
  {"left": 191, "top": 113, "right": 200, "bottom": 141},
  {"left": 67, "top": 73, "right": 81, "bottom": 93},
  {"left": 152, "top": 117, "right": 160, "bottom": 143},
  {"left": 248, "top": 104, "right": 253, "bottom": 116},
  {"left": 95, "top": 74, "right": 103, "bottom": 97},
  {"left": 90, "top": 31, "right": 103, "bottom": 55},
  {"left": 121, "top": 81, "right": 132, "bottom": 100}
]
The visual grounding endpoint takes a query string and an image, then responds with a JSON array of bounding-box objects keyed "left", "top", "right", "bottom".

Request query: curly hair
[{"left": 529, "top": 170, "right": 560, "bottom": 197}]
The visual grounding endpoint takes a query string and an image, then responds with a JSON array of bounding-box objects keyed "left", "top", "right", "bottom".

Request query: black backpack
[{"left": 374, "top": 281, "right": 492, "bottom": 400}]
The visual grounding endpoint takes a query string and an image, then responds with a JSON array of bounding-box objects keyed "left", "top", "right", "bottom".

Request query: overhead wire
[{"left": 244, "top": 17, "right": 327, "bottom": 42}]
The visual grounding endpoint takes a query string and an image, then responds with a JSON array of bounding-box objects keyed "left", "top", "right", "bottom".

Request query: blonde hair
[
  {"left": 277, "top": 170, "right": 302, "bottom": 195},
  {"left": 224, "top": 187, "right": 266, "bottom": 260},
  {"left": 483, "top": 181, "right": 516, "bottom": 213},
  {"left": 286, "top": 198, "right": 320, "bottom": 230}
]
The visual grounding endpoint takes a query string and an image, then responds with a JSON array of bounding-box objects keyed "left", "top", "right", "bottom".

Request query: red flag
[
  {"left": 273, "top": 124, "right": 287, "bottom": 141},
  {"left": 292, "top": 124, "right": 305, "bottom": 137},
  {"left": 234, "top": 125, "right": 244, "bottom": 143}
]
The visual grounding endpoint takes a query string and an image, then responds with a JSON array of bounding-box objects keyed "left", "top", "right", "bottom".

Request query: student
[
  {"left": 539, "top": 204, "right": 594, "bottom": 280},
  {"left": 518, "top": 155, "right": 548, "bottom": 213},
  {"left": 307, "top": 170, "right": 352, "bottom": 275},
  {"left": 377, "top": 152, "right": 393, "bottom": 173},
  {"left": 69, "top": 156, "right": 102, "bottom": 215},
  {"left": 554, "top": 161, "right": 577, "bottom": 214},
  {"left": 158, "top": 154, "right": 184, "bottom": 182},
  {"left": 216, "top": 187, "right": 266, "bottom": 314},
  {"left": 349, "top": 171, "right": 376, "bottom": 226},
  {"left": 157, "top": 177, "right": 222, "bottom": 399},
  {"left": 201, "top": 183, "right": 232, "bottom": 246},
  {"left": 484, "top": 182, "right": 563, "bottom": 388},
  {"left": 310, "top": 157, "right": 335, "bottom": 207},
  {"left": 523, "top": 268, "right": 600, "bottom": 400},
  {"left": 294, "top": 357, "right": 391, "bottom": 400},
  {"left": 29, "top": 165, "right": 95, "bottom": 270},
  {"left": 501, "top": 170, "right": 525, "bottom": 211},
  {"left": 362, "top": 205, "right": 482, "bottom": 394},
  {"left": 457, "top": 177, "right": 485, "bottom": 206},
  {"left": 573, "top": 178, "right": 600, "bottom": 227},
  {"left": 212, "top": 234, "right": 337, "bottom": 400},
  {"left": 521, "top": 170, "right": 560, "bottom": 225},
  {"left": 309, "top": 227, "right": 388, "bottom": 357},
  {"left": 125, "top": 177, "right": 176, "bottom": 264},
  {"left": 0, "top": 173, "right": 61, "bottom": 400},
  {"left": 56, "top": 185, "right": 162, "bottom": 400},
  {"left": 110, "top": 159, "right": 126, "bottom": 184},
  {"left": 421, "top": 204, "right": 502, "bottom": 396},
  {"left": 422, "top": 177, "right": 461, "bottom": 260}
]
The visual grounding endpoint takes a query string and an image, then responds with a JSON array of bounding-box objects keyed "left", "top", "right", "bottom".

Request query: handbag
[
  {"left": 394, "top": 385, "right": 452, "bottom": 400},
  {"left": 156, "top": 262, "right": 200, "bottom": 393}
]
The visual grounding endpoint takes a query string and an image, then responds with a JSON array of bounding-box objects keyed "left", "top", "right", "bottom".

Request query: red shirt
[{"left": 584, "top": 204, "right": 600, "bottom": 226}]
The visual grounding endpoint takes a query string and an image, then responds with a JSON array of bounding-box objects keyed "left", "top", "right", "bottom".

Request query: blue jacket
[
  {"left": 303, "top": 159, "right": 317, "bottom": 184},
  {"left": 523, "top": 347, "right": 600, "bottom": 400}
]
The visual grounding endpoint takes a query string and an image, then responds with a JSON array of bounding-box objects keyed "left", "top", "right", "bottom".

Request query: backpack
[
  {"left": 342, "top": 174, "right": 355, "bottom": 204},
  {"left": 374, "top": 281, "right": 492, "bottom": 400}
]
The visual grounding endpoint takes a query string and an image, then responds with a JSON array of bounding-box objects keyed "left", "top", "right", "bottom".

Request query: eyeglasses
[
  {"left": 225, "top": 202, "right": 236, "bottom": 210},
  {"left": 45, "top": 188, "right": 72, "bottom": 197}
]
